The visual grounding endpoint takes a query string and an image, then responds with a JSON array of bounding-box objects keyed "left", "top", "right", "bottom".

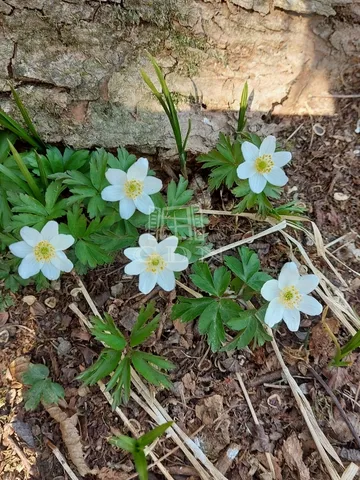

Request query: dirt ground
[{"left": 0, "top": 94, "right": 360, "bottom": 480}]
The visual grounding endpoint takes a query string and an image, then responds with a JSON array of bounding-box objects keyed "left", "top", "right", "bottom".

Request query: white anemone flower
[
  {"left": 9, "top": 221, "right": 75, "bottom": 280},
  {"left": 101, "top": 157, "right": 162, "bottom": 220},
  {"left": 261, "top": 262, "right": 322, "bottom": 332},
  {"left": 124, "top": 234, "right": 188, "bottom": 294},
  {"left": 237, "top": 135, "right": 291, "bottom": 194}
]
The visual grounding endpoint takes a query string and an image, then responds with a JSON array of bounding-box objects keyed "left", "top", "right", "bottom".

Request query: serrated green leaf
[
  {"left": 171, "top": 297, "right": 215, "bottom": 323},
  {"left": 105, "top": 356, "right": 132, "bottom": 406},
  {"left": 87, "top": 195, "right": 107, "bottom": 218},
  {"left": 22, "top": 364, "right": 49, "bottom": 385},
  {"left": 190, "top": 263, "right": 231, "bottom": 297},
  {"left": 131, "top": 351, "right": 172, "bottom": 389},
  {"left": 67, "top": 205, "right": 87, "bottom": 239},
  {"left": 198, "top": 301, "right": 225, "bottom": 352},
  {"left": 8, "top": 192, "right": 47, "bottom": 216},
  {"left": 47, "top": 147, "right": 64, "bottom": 173},
  {"left": 167, "top": 176, "right": 193, "bottom": 207},
  {"left": 107, "top": 147, "right": 137, "bottom": 171},
  {"left": 130, "top": 303, "right": 160, "bottom": 347},
  {"left": 78, "top": 350, "right": 122, "bottom": 386},
  {"left": 24, "top": 382, "right": 44, "bottom": 410},
  {"left": 224, "top": 247, "right": 271, "bottom": 292},
  {"left": 91, "top": 313, "right": 126, "bottom": 351},
  {"left": 90, "top": 148, "right": 108, "bottom": 191},
  {"left": 41, "top": 380, "right": 65, "bottom": 405},
  {"left": 64, "top": 149, "right": 90, "bottom": 170}
]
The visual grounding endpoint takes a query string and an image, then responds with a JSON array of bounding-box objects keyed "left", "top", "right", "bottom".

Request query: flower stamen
[
  {"left": 145, "top": 253, "right": 166, "bottom": 273},
  {"left": 279, "top": 285, "right": 301, "bottom": 309},
  {"left": 34, "top": 240, "right": 56, "bottom": 262},
  {"left": 254, "top": 154, "right": 274, "bottom": 174},
  {"left": 124, "top": 180, "right": 143, "bottom": 199}
]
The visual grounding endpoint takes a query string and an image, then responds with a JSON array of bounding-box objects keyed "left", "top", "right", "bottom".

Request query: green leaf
[
  {"left": 8, "top": 141, "right": 43, "bottom": 201},
  {"left": 67, "top": 206, "right": 87, "bottom": 239},
  {"left": 24, "top": 382, "right": 44, "bottom": 410},
  {"left": 167, "top": 176, "right": 193, "bottom": 207},
  {"left": 197, "top": 134, "right": 242, "bottom": 190},
  {"left": 8, "top": 192, "right": 47, "bottom": 216},
  {"left": 131, "top": 351, "right": 172, "bottom": 389},
  {"left": 91, "top": 313, "right": 126, "bottom": 351},
  {"left": 41, "top": 380, "right": 65, "bottom": 405},
  {"left": 90, "top": 148, "right": 108, "bottom": 191},
  {"left": 75, "top": 240, "right": 112, "bottom": 268},
  {"left": 47, "top": 147, "right": 64, "bottom": 173},
  {"left": 109, "top": 434, "right": 137, "bottom": 453},
  {"left": 78, "top": 350, "right": 122, "bottom": 386},
  {"left": 87, "top": 195, "right": 107, "bottom": 218},
  {"left": 0, "top": 164, "right": 33, "bottom": 195},
  {"left": 190, "top": 263, "right": 231, "bottom": 297},
  {"left": 133, "top": 449, "right": 148, "bottom": 480},
  {"left": 45, "top": 181, "right": 66, "bottom": 211},
  {"left": 171, "top": 297, "right": 214, "bottom": 323},
  {"left": 198, "top": 301, "right": 225, "bottom": 352},
  {"left": 237, "top": 82, "right": 248, "bottom": 135},
  {"left": 138, "top": 422, "right": 173, "bottom": 448},
  {"left": 224, "top": 247, "right": 271, "bottom": 292},
  {"left": 64, "top": 149, "right": 90, "bottom": 170},
  {"left": 107, "top": 147, "right": 137, "bottom": 170},
  {"left": 106, "top": 356, "right": 132, "bottom": 406},
  {"left": 177, "top": 236, "right": 213, "bottom": 264},
  {"left": 130, "top": 302, "right": 160, "bottom": 347},
  {"left": 22, "top": 364, "right": 49, "bottom": 385}
]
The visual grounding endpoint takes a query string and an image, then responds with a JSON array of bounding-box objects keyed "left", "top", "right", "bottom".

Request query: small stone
[
  {"left": 45, "top": 297, "right": 57, "bottom": 308},
  {"left": 78, "top": 386, "right": 90, "bottom": 397},
  {"left": 111, "top": 282, "right": 124, "bottom": 298},
  {"left": 22, "top": 295, "right": 36, "bottom": 306},
  {"left": 56, "top": 338, "right": 72, "bottom": 357},
  {"left": 333, "top": 192, "right": 349, "bottom": 201}
]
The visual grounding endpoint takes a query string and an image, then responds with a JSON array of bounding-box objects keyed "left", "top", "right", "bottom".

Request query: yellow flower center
[
  {"left": 279, "top": 286, "right": 301, "bottom": 309},
  {"left": 254, "top": 154, "right": 274, "bottom": 174},
  {"left": 145, "top": 253, "right": 166, "bottom": 273},
  {"left": 124, "top": 180, "right": 143, "bottom": 199},
  {"left": 34, "top": 240, "right": 56, "bottom": 262}
]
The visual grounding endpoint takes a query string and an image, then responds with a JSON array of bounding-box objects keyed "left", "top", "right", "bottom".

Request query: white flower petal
[
  {"left": 20, "top": 226, "right": 42, "bottom": 246},
  {"left": 41, "top": 263, "right": 61, "bottom": 280},
  {"left": 101, "top": 185, "right": 125, "bottom": 202},
  {"left": 297, "top": 275, "right": 319, "bottom": 294},
  {"left": 18, "top": 254, "right": 42, "bottom": 279},
  {"left": 249, "top": 173, "right": 267, "bottom": 193},
  {"left": 124, "top": 247, "right": 143, "bottom": 261},
  {"left": 237, "top": 162, "right": 256, "bottom": 180},
  {"left": 105, "top": 169, "right": 127, "bottom": 185},
  {"left": 9, "top": 241, "right": 33, "bottom": 259},
  {"left": 157, "top": 236, "right": 178, "bottom": 258},
  {"left": 127, "top": 157, "right": 149, "bottom": 181},
  {"left": 265, "top": 298, "right": 284, "bottom": 328},
  {"left": 124, "top": 260, "right": 146, "bottom": 275},
  {"left": 273, "top": 151, "right": 291, "bottom": 167},
  {"left": 51, "top": 251, "right": 74, "bottom": 272},
  {"left": 259, "top": 135, "right": 276, "bottom": 155},
  {"left": 139, "top": 271, "right": 157, "bottom": 294},
  {"left": 134, "top": 193, "right": 155, "bottom": 215},
  {"left": 41, "top": 221, "right": 59, "bottom": 240},
  {"left": 51, "top": 234, "right": 74, "bottom": 251},
  {"left": 157, "top": 269, "right": 176, "bottom": 291},
  {"left": 261, "top": 279, "right": 280, "bottom": 301},
  {"left": 119, "top": 198, "right": 136, "bottom": 219},
  {"left": 139, "top": 234, "right": 158, "bottom": 252},
  {"left": 166, "top": 253, "right": 189, "bottom": 272},
  {"left": 298, "top": 295, "right": 323, "bottom": 316},
  {"left": 241, "top": 141, "right": 259, "bottom": 163},
  {"left": 263, "top": 166, "right": 288, "bottom": 187},
  {"left": 143, "top": 176, "right": 162, "bottom": 195},
  {"left": 283, "top": 308, "right": 301, "bottom": 331},
  {"left": 278, "top": 262, "right": 299, "bottom": 289}
]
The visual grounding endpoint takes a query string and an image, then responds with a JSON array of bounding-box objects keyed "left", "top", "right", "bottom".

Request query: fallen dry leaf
[
  {"left": 195, "top": 394, "right": 224, "bottom": 425},
  {"left": 309, "top": 318, "right": 339, "bottom": 366},
  {"left": 29, "top": 302, "right": 47, "bottom": 317},
  {"left": 0, "top": 312, "right": 9, "bottom": 326},
  {"left": 327, "top": 367, "right": 351, "bottom": 390},
  {"left": 282, "top": 432, "right": 310, "bottom": 480},
  {"left": 330, "top": 407, "right": 360, "bottom": 443}
]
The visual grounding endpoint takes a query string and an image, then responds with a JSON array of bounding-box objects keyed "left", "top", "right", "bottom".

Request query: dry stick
[
  {"left": 5, "top": 434, "right": 36, "bottom": 477},
  {"left": 199, "top": 220, "right": 287, "bottom": 260},
  {"left": 68, "top": 303, "right": 175, "bottom": 480},
  {"left": 45, "top": 439, "right": 80, "bottom": 480},
  {"left": 236, "top": 372, "right": 276, "bottom": 478},
  {"left": 73, "top": 280, "right": 224, "bottom": 480},
  {"left": 306, "top": 364, "right": 360, "bottom": 450}
]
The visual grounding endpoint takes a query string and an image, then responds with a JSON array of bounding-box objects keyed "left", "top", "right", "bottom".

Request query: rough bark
[{"left": 0, "top": 0, "right": 358, "bottom": 154}]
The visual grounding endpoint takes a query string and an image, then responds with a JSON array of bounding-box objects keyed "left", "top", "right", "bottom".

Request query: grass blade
[
  {"left": 10, "top": 85, "right": 44, "bottom": 147},
  {"left": 0, "top": 130, "right": 17, "bottom": 163},
  {"left": 0, "top": 110, "right": 41, "bottom": 149},
  {"left": 35, "top": 152, "right": 49, "bottom": 188},
  {"left": 0, "top": 164, "right": 33, "bottom": 195},
  {"left": 8, "top": 140, "right": 43, "bottom": 201},
  {"left": 237, "top": 82, "right": 248, "bottom": 135}
]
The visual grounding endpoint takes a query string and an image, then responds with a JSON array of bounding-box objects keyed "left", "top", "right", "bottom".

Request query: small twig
[
  {"left": 311, "top": 94, "right": 360, "bottom": 99},
  {"left": 45, "top": 439, "right": 80, "bottom": 480},
  {"left": 306, "top": 364, "right": 360, "bottom": 450},
  {"left": 249, "top": 367, "right": 298, "bottom": 388},
  {"left": 236, "top": 372, "right": 275, "bottom": 478},
  {"left": 4, "top": 434, "right": 37, "bottom": 477}
]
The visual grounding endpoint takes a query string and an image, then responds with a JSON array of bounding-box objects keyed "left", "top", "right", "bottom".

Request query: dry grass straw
[
  {"left": 72, "top": 278, "right": 227, "bottom": 480},
  {"left": 45, "top": 440, "right": 80, "bottom": 480},
  {"left": 182, "top": 214, "right": 360, "bottom": 480}
]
